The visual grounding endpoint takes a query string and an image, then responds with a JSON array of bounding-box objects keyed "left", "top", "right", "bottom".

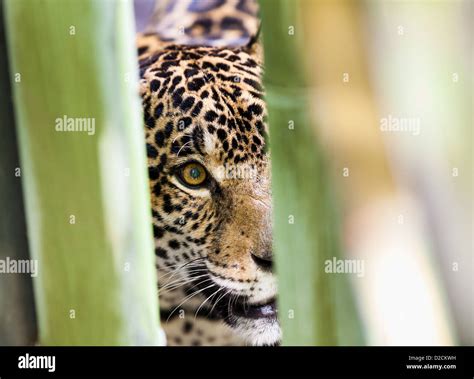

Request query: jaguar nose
[{"left": 250, "top": 251, "right": 273, "bottom": 271}]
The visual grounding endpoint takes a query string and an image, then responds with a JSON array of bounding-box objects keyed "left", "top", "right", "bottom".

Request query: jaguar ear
[{"left": 244, "top": 22, "right": 263, "bottom": 62}]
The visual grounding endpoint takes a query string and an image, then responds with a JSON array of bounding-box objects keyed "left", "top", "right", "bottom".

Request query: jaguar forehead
[{"left": 203, "top": 129, "right": 218, "bottom": 155}]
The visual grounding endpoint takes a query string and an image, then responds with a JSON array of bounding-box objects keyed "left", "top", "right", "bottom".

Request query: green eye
[{"left": 179, "top": 162, "right": 207, "bottom": 187}]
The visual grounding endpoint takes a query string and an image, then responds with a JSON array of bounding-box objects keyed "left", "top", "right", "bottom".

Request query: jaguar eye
[{"left": 178, "top": 162, "right": 207, "bottom": 187}]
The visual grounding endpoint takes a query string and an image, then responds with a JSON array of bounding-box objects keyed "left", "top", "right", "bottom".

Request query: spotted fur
[
  {"left": 137, "top": 0, "right": 280, "bottom": 346},
  {"left": 146, "top": 0, "right": 259, "bottom": 47}
]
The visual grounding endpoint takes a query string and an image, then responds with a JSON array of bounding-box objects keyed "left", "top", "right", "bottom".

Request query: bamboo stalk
[
  {"left": 259, "top": 0, "right": 364, "bottom": 345},
  {"left": 3, "top": 0, "right": 162, "bottom": 345},
  {"left": 0, "top": 0, "right": 37, "bottom": 346}
]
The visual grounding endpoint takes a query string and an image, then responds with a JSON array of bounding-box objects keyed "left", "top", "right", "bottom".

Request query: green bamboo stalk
[
  {"left": 3, "top": 0, "right": 162, "bottom": 345},
  {"left": 259, "top": 0, "right": 364, "bottom": 345},
  {"left": 0, "top": 0, "right": 37, "bottom": 346}
]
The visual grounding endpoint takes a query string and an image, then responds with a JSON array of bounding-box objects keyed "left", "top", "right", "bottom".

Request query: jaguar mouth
[
  {"left": 187, "top": 271, "right": 278, "bottom": 321},
  {"left": 207, "top": 289, "right": 278, "bottom": 322},
  {"left": 221, "top": 294, "right": 281, "bottom": 346},
  {"left": 187, "top": 271, "right": 281, "bottom": 345},
  {"left": 231, "top": 298, "right": 277, "bottom": 319}
]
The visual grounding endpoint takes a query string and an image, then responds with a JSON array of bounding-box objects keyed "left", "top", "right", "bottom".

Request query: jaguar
[{"left": 137, "top": 0, "right": 280, "bottom": 346}]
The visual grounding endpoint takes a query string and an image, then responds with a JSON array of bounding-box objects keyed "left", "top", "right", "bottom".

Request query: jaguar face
[{"left": 139, "top": 40, "right": 280, "bottom": 346}]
